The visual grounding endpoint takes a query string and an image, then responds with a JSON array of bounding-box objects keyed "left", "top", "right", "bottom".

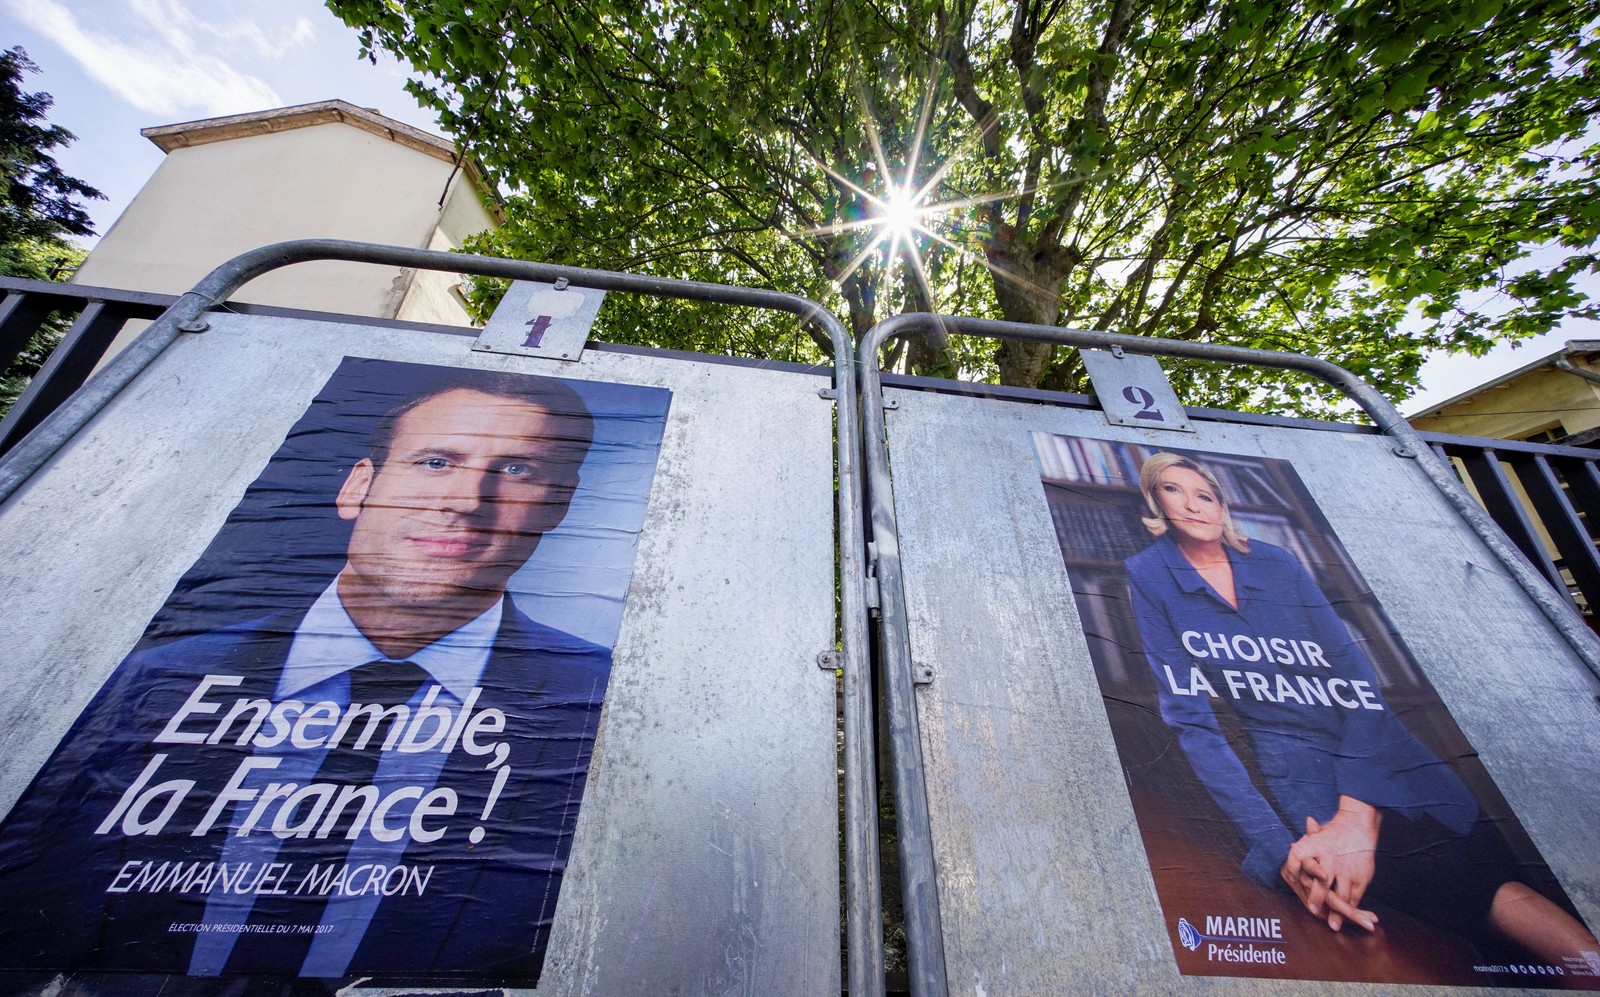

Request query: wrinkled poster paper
[
  {"left": 0, "top": 358, "right": 670, "bottom": 986},
  {"left": 1035, "top": 432, "right": 1599, "bottom": 988}
]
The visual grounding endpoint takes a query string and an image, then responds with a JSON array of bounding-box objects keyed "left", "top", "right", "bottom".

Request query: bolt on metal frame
[
  {"left": 857, "top": 311, "right": 1600, "bottom": 997},
  {"left": 0, "top": 239, "right": 886, "bottom": 997}
]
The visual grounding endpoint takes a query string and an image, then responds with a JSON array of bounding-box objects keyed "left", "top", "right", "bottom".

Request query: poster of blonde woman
[{"left": 1034, "top": 432, "right": 1600, "bottom": 988}]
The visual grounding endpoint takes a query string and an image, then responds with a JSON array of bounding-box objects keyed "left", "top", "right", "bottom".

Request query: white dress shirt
[{"left": 190, "top": 581, "right": 502, "bottom": 977}]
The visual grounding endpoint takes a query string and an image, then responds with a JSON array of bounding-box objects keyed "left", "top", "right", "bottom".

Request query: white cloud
[
  {"left": 6, "top": 0, "right": 292, "bottom": 118},
  {"left": 133, "top": 0, "right": 318, "bottom": 60}
]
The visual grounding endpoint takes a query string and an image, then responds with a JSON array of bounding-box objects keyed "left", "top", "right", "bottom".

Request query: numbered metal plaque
[
  {"left": 474, "top": 280, "right": 607, "bottom": 361},
  {"left": 1079, "top": 348, "right": 1194, "bottom": 433}
]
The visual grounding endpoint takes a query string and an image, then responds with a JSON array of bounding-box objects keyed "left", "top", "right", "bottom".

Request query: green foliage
[
  {"left": 328, "top": 0, "right": 1600, "bottom": 418},
  {"left": 0, "top": 47, "right": 102, "bottom": 246},
  {"left": 0, "top": 237, "right": 87, "bottom": 414},
  {"left": 0, "top": 48, "right": 98, "bottom": 417}
]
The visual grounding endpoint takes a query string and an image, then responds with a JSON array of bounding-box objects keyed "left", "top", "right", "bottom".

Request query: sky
[
  {"left": 0, "top": 0, "right": 1593, "bottom": 416},
  {"left": 0, "top": 0, "right": 441, "bottom": 236}
]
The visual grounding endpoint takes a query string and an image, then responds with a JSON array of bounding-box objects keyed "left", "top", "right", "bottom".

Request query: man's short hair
[{"left": 368, "top": 369, "right": 595, "bottom": 474}]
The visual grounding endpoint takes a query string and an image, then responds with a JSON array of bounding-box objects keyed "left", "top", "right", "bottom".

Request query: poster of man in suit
[{"left": 0, "top": 357, "right": 670, "bottom": 987}]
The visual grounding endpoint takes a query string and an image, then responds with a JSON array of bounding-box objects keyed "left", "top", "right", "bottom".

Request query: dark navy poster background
[
  {"left": 1033, "top": 431, "right": 1599, "bottom": 989},
  {"left": 0, "top": 358, "right": 669, "bottom": 989}
]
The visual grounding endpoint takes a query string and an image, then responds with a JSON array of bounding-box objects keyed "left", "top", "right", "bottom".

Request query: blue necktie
[{"left": 221, "top": 660, "right": 429, "bottom": 977}]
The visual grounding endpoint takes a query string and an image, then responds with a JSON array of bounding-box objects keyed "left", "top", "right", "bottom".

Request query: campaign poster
[
  {"left": 1033, "top": 432, "right": 1600, "bottom": 989},
  {"left": 0, "top": 357, "right": 670, "bottom": 987}
]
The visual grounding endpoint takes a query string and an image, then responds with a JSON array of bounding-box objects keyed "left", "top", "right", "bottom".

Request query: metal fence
[
  {"left": 0, "top": 276, "right": 171, "bottom": 454},
  {"left": 7, "top": 270, "right": 1600, "bottom": 994},
  {"left": 1424, "top": 430, "right": 1600, "bottom": 621},
  {"left": 0, "top": 247, "right": 879, "bottom": 997}
]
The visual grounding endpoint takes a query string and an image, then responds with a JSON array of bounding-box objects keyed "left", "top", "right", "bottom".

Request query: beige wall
[
  {"left": 394, "top": 174, "right": 497, "bottom": 326},
  {"left": 1411, "top": 363, "right": 1600, "bottom": 440},
  {"left": 75, "top": 122, "right": 495, "bottom": 325}
]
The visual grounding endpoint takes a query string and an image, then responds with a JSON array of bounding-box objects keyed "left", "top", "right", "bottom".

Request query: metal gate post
[
  {"left": 0, "top": 239, "right": 885, "bottom": 997},
  {"left": 857, "top": 311, "right": 1600, "bottom": 996}
]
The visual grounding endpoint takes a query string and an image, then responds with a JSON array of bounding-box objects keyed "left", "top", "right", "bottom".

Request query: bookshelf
[{"left": 1032, "top": 431, "right": 1429, "bottom": 694}]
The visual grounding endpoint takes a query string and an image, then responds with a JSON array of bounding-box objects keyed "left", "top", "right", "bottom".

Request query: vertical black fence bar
[
  {"left": 1506, "top": 452, "right": 1600, "bottom": 613},
  {"left": 1451, "top": 447, "right": 1572, "bottom": 601},
  {"left": 0, "top": 302, "right": 132, "bottom": 453},
  {"left": 1553, "top": 456, "right": 1600, "bottom": 544},
  {"left": 0, "top": 292, "right": 65, "bottom": 373}
]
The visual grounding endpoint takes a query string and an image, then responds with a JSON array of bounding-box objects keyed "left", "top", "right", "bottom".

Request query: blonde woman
[{"left": 1124, "top": 452, "right": 1596, "bottom": 967}]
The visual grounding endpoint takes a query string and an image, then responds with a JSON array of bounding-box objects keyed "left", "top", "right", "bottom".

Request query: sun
[
  {"left": 787, "top": 70, "right": 1057, "bottom": 322},
  {"left": 877, "top": 185, "right": 922, "bottom": 242}
]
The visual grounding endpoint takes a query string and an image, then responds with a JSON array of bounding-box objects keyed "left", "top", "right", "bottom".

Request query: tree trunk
[
  {"left": 987, "top": 243, "right": 1068, "bottom": 387},
  {"left": 905, "top": 332, "right": 948, "bottom": 377},
  {"left": 900, "top": 269, "right": 946, "bottom": 377},
  {"left": 1040, "top": 354, "right": 1088, "bottom": 394}
]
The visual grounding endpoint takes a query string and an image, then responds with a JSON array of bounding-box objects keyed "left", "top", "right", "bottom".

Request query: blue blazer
[
  {"left": 0, "top": 599, "right": 610, "bottom": 982},
  {"left": 1124, "top": 534, "right": 1477, "bottom": 884}
]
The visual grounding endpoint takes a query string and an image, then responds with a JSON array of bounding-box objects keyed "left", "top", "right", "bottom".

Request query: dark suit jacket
[
  {"left": 0, "top": 599, "right": 610, "bottom": 983},
  {"left": 1125, "top": 535, "right": 1477, "bottom": 885}
]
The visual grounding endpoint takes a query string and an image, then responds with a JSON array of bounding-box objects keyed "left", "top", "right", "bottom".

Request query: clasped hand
[{"left": 1279, "top": 796, "right": 1382, "bottom": 933}]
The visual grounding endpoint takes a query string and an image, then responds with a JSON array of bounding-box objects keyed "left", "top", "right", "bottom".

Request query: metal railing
[
  {"left": 0, "top": 277, "right": 175, "bottom": 454},
  {"left": 0, "top": 247, "right": 884, "bottom": 997},
  {"left": 1424, "top": 430, "right": 1600, "bottom": 620}
]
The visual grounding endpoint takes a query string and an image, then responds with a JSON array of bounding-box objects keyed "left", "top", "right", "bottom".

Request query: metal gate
[
  {"left": 861, "top": 316, "right": 1600, "bottom": 994},
  {"left": 0, "top": 243, "right": 877, "bottom": 996}
]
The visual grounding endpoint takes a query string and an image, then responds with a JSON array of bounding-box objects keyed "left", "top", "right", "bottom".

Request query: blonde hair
[{"left": 1137, "top": 452, "right": 1251, "bottom": 553}]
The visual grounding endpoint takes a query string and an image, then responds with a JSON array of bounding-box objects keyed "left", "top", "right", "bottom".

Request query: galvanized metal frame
[
  {"left": 857, "top": 311, "right": 1600, "bottom": 997},
  {"left": 0, "top": 239, "right": 885, "bottom": 997}
]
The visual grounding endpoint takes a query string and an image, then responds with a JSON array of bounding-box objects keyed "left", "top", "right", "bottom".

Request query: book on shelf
[
  {"left": 1034, "top": 433, "right": 1306, "bottom": 518},
  {"left": 1034, "top": 432, "right": 1144, "bottom": 488},
  {"left": 1047, "top": 490, "right": 1150, "bottom": 563}
]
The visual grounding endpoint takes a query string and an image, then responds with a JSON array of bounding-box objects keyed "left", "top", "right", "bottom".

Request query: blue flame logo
[{"left": 1177, "top": 917, "right": 1201, "bottom": 951}]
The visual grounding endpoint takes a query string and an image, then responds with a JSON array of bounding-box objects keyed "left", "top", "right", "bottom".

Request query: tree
[
  {"left": 0, "top": 47, "right": 101, "bottom": 248},
  {"left": 0, "top": 46, "right": 102, "bottom": 416},
  {"left": 328, "top": 0, "right": 1600, "bottom": 415}
]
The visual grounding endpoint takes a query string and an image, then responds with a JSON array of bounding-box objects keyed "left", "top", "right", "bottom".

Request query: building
[
  {"left": 72, "top": 99, "right": 500, "bottom": 350},
  {"left": 1408, "top": 340, "right": 1600, "bottom": 621},
  {"left": 1408, "top": 340, "right": 1600, "bottom": 446}
]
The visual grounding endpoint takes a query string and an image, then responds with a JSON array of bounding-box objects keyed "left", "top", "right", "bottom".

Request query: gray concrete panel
[
  {"left": 0, "top": 311, "right": 840, "bottom": 995},
  {"left": 882, "top": 384, "right": 1600, "bottom": 995}
]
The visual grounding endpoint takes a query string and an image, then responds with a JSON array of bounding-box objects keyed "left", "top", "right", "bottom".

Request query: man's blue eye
[
  {"left": 421, "top": 457, "right": 452, "bottom": 471},
  {"left": 499, "top": 462, "right": 534, "bottom": 477}
]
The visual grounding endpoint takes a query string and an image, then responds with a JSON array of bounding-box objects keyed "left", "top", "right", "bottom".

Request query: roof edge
[
  {"left": 140, "top": 99, "right": 490, "bottom": 194},
  {"left": 1406, "top": 339, "right": 1600, "bottom": 421}
]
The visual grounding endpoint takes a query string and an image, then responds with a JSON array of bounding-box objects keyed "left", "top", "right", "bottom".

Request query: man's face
[{"left": 335, "top": 388, "right": 580, "bottom": 614}]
